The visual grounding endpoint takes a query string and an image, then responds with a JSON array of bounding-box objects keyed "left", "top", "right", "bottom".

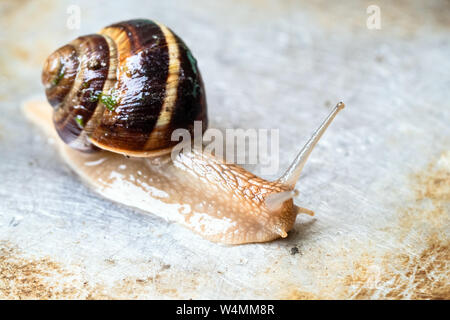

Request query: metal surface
[{"left": 0, "top": 0, "right": 449, "bottom": 299}]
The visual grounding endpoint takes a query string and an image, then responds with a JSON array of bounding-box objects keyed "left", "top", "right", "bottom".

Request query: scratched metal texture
[{"left": 0, "top": 0, "right": 449, "bottom": 299}]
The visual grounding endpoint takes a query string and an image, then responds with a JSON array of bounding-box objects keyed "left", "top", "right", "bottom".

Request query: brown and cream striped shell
[{"left": 42, "top": 19, "right": 207, "bottom": 157}]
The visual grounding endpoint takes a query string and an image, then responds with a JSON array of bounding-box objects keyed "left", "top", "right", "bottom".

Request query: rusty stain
[
  {"left": 398, "top": 151, "right": 449, "bottom": 233},
  {"left": 287, "top": 289, "right": 320, "bottom": 300},
  {"left": 286, "top": 152, "right": 449, "bottom": 300},
  {"left": 343, "top": 236, "right": 450, "bottom": 300},
  {"left": 401, "top": 239, "right": 449, "bottom": 299},
  {"left": 10, "top": 45, "right": 30, "bottom": 61},
  {"left": 413, "top": 156, "right": 450, "bottom": 203},
  {"left": 0, "top": 241, "right": 79, "bottom": 299},
  {"left": 0, "top": 241, "right": 190, "bottom": 299},
  {"left": 348, "top": 152, "right": 449, "bottom": 299}
]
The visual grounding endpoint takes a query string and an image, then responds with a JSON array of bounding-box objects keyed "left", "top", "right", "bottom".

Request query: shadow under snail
[{"left": 24, "top": 19, "right": 345, "bottom": 245}]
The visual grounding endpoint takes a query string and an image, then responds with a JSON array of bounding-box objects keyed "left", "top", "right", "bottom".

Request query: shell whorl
[{"left": 42, "top": 19, "right": 207, "bottom": 156}]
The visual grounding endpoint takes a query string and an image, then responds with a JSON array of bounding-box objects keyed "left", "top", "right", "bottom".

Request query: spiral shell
[{"left": 42, "top": 19, "right": 207, "bottom": 156}]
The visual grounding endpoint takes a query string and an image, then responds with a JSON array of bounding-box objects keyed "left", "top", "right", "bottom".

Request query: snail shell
[{"left": 42, "top": 19, "right": 207, "bottom": 157}]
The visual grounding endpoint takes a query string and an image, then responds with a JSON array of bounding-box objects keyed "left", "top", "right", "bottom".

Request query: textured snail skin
[
  {"left": 42, "top": 19, "right": 207, "bottom": 156},
  {"left": 24, "top": 100, "right": 297, "bottom": 244}
]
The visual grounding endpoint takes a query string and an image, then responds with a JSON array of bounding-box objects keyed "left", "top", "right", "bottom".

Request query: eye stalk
[{"left": 279, "top": 102, "right": 345, "bottom": 188}]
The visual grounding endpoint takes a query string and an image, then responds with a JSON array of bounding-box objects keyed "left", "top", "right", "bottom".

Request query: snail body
[
  {"left": 24, "top": 100, "right": 300, "bottom": 244},
  {"left": 26, "top": 19, "right": 344, "bottom": 244}
]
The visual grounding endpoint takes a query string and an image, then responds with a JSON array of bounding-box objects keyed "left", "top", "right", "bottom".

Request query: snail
[{"left": 24, "top": 19, "right": 345, "bottom": 245}]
